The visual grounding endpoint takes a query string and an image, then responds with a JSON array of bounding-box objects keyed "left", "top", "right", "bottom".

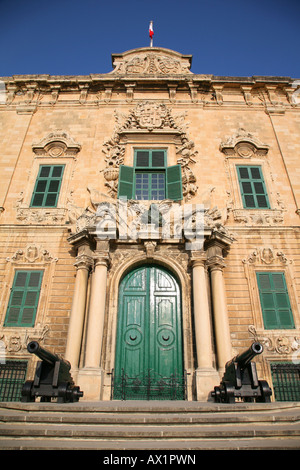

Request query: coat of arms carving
[{"left": 134, "top": 102, "right": 167, "bottom": 130}]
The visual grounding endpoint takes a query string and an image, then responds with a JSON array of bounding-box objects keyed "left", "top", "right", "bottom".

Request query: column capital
[
  {"left": 74, "top": 253, "right": 94, "bottom": 271},
  {"left": 207, "top": 255, "right": 226, "bottom": 272},
  {"left": 73, "top": 238, "right": 94, "bottom": 271},
  {"left": 93, "top": 252, "right": 110, "bottom": 268},
  {"left": 206, "top": 235, "right": 228, "bottom": 272},
  {"left": 93, "top": 238, "right": 110, "bottom": 269},
  {"left": 190, "top": 250, "right": 207, "bottom": 268}
]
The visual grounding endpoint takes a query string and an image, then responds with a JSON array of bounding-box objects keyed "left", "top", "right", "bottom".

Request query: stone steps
[{"left": 0, "top": 401, "right": 299, "bottom": 450}]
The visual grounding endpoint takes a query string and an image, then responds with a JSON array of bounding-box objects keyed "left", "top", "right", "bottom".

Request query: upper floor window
[
  {"left": 256, "top": 272, "right": 295, "bottom": 329},
  {"left": 117, "top": 149, "right": 182, "bottom": 201},
  {"left": 30, "top": 165, "right": 65, "bottom": 208},
  {"left": 4, "top": 270, "right": 43, "bottom": 327},
  {"left": 237, "top": 165, "right": 270, "bottom": 209}
]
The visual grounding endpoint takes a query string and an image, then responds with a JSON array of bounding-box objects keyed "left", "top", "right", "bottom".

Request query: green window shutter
[
  {"left": 237, "top": 166, "right": 270, "bottom": 209},
  {"left": 30, "top": 165, "right": 64, "bottom": 208},
  {"left": 118, "top": 165, "right": 134, "bottom": 199},
  {"left": 4, "top": 271, "right": 43, "bottom": 327},
  {"left": 166, "top": 165, "right": 183, "bottom": 201},
  {"left": 256, "top": 272, "right": 295, "bottom": 329}
]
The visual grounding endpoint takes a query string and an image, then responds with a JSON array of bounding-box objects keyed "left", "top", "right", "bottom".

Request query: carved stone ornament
[
  {"left": 16, "top": 202, "right": 67, "bottom": 224},
  {"left": 144, "top": 241, "right": 157, "bottom": 258},
  {"left": 242, "top": 247, "right": 290, "bottom": 265},
  {"left": 110, "top": 47, "right": 193, "bottom": 76},
  {"left": 232, "top": 209, "right": 284, "bottom": 225},
  {"left": 220, "top": 128, "right": 269, "bottom": 158},
  {"left": 67, "top": 186, "right": 232, "bottom": 249},
  {"left": 249, "top": 325, "right": 300, "bottom": 357},
  {"left": 101, "top": 100, "right": 198, "bottom": 200},
  {"left": 32, "top": 130, "right": 81, "bottom": 157},
  {"left": 0, "top": 325, "right": 49, "bottom": 356},
  {"left": 6, "top": 244, "right": 58, "bottom": 263}
]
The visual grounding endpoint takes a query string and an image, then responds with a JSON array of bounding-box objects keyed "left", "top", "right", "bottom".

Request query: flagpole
[{"left": 149, "top": 21, "right": 153, "bottom": 47}]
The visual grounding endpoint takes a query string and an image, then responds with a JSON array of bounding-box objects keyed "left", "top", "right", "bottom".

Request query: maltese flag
[{"left": 149, "top": 21, "right": 154, "bottom": 39}]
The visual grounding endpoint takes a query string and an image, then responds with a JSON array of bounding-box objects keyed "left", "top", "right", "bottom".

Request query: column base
[
  {"left": 77, "top": 367, "right": 104, "bottom": 401},
  {"left": 195, "top": 367, "right": 221, "bottom": 401}
]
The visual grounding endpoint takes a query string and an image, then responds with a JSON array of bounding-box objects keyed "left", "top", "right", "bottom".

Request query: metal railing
[
  {"left": 271, "top": 362, "right": 300, "bottom": 401},
  {"left": 111, "top": 368, "right": 187, "bottom": 401},
  {"left": 0, "top": 361, "right": 28, "bottom": 402}
]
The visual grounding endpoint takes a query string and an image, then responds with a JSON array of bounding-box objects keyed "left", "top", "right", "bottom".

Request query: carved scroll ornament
[
  {"left": 32, "top": 130, "right": 81, "bottom": 158},
  {"left": 249, "top": 325, "right": 300, "bottom": 356}
]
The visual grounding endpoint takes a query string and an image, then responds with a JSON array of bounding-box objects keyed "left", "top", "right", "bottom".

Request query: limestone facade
[{"left": 0, "top": 47, "right": 299, "bottom": 401}]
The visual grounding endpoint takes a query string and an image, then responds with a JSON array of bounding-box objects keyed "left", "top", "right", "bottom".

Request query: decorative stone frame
[
  {"left": 0, "top": 243, "right": 57, "bottom": 360},
  {"left": 101, "top": 101, "right": 198, "bottom": 201},
  {"left": 221, "top": 129, "right": 285, "bottom": 225},
  {"left": 243, "top": 247, "right": 300, "bottom": 358},
  {"left": 100, "top": 246, "right": 194, "bottom": 401},
  {"left": 16, "top": 131, "right": 81, "bottom": 224}
]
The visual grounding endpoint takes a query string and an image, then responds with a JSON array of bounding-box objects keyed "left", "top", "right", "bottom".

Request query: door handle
[{"left": 130, "top": 335, "right": 137, "bottom": 341}]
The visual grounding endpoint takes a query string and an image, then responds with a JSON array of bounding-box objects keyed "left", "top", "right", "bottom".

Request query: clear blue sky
[{"left": 1, "top": 0, "right": 300, "bottom": 78}]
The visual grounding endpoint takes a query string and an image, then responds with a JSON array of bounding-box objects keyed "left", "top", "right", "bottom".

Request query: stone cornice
[
  {"left": 1, "top": 73, "right": 296, "bottom": 87},
  {"left": 1, "top": 74, "right": 298, "bottom": 113},
  {"left": 1, "top": 47, "right": 298, "bottom": 110}
]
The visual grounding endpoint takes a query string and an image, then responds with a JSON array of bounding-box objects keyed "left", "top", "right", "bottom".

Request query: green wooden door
[{"left": 114, "top": 265, "right": 184, "bottom": 400}]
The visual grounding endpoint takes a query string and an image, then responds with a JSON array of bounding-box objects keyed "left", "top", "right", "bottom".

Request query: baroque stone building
[{"left": 0, "top": 47, "right": 299, "bottom": 401}]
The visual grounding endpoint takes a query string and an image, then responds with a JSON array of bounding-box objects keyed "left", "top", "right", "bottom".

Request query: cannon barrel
[
  {"left": 226, "top": 342, "right": 263, "bottom": 370},
  {"left": 27, "top": 341, "right": 71, "bottom": 370}
]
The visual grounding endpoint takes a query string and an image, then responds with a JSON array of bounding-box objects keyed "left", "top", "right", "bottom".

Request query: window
[
  {"left": 256, "top": 272, "right": 295, "bottom": 329},
  {"left": 118, "top": 149, "right": 182, "bottom": 201},
  {"left": 4, "top": 270, "right": 43, "bottom": 327},
  {"left": 237, "top": 165, "right": 270, "bottom": 209},
  {"left": 30, "top": 165, "right": 65, "bottom": 207}
]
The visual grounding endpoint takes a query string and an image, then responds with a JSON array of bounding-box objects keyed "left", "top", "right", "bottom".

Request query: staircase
[{"left": 0, "top": 401, "right": 299, "bottom": 450}]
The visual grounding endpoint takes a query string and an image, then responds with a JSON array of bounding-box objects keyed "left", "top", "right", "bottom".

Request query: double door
[{"left": 114, "top": 265, "right": 184, "bottom": 399}]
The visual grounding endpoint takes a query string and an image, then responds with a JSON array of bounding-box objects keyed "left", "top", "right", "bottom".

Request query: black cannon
[
  {"left": 211, "top": 342, "right": 272, "bottom": 403},
  {"left": 21, "top": 341, "right": 84, "bottom": 403}
]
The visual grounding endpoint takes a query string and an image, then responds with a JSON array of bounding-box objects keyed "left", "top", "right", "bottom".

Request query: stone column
[
  {"left": 85, "top": 243, "right": 109, "bottom": 367},
  {"left": 191, "top": 253, "right": 213, "bottom": 369},
  {"left": 191, "top": 251, "right": 220, "bottom": 400},
  {"left": 78, "top": 240, "right": 110, "bottom": 400},
  {"left": 207, "top": 240, "right": 232, "bottom": 371},
  {"left": 65, "top": 244, "right": 93, "bottom": 372}
]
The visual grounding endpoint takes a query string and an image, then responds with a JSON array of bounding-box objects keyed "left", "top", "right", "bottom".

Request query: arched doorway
[{"left": 113, "top": 264, "right": 185, "bottom": 400}]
